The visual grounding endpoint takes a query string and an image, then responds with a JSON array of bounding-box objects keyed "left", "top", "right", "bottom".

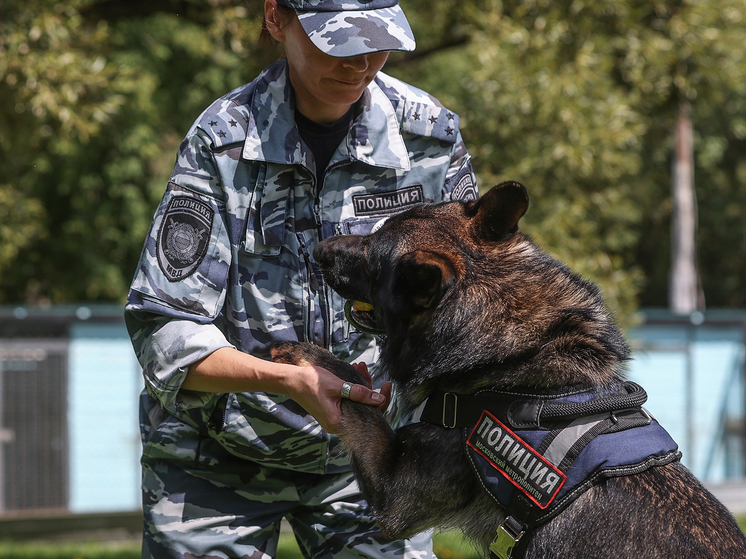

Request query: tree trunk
[{"left": 669, "top": 102, "right": 704, "bottom": 314}]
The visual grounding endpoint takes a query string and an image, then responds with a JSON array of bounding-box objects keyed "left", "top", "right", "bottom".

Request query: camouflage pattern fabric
[
  {"left": 126, "top": 56, "right": 477, "bottom": 475},
  {"left": 140, "top": 393, "right": 436, "bottom": 559},
  {"left": 278, "top": 0, "right": 416, "bottom": 58},
  {"left": 126, "top": 57, "right": 477, "bottom": 557},
  {"left": 280, "top": 0, "right": 402, "bottom": 8}
]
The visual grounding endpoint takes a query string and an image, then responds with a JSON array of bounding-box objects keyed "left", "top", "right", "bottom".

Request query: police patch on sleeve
[
  {"left": 157, "top": 196, "right": 214, "bottom": 282},
  {"left": 449, "top": 165, "right": 478, "bottom": 202}
]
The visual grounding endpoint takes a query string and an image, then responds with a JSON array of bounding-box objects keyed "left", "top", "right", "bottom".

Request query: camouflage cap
[{"left": 277, "top": 0, "right": 416, "bottom": 58}]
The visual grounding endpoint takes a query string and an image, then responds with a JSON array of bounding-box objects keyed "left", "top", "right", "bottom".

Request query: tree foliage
[
  {"left": 394, "top": 0, "right": 746, "bottom": 320},
  {"left": 1, "top": 0, "right": 745, "bottom": 322}
]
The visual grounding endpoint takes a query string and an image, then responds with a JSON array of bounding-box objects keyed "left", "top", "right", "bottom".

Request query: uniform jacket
[{"left": 125, "top": 58, "right": 478, "bottom": 474}]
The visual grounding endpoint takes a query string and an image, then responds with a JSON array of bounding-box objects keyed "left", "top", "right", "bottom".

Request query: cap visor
[{"left": 297, "top": 5, "right": 416, "bottom": 58}]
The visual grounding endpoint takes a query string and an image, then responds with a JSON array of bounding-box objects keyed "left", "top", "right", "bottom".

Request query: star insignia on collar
[
  {"left": 429, "top": 115, "right": 438, "bottom": 124},
  {"left": 445, "top": 126, "right": 454, "bottom": 135},
  {"left": 209, "top": 120, "right": 218, "bottom": 127},
  {"left": 217, "top": 130, "right": 227, "bottom": 138},
  {"left": 447, "top": 112, "right": 455, "bottom": 120},
  {"left": 229, "top": 119, "right": 237, "bottom": 127},
  {"left": 413, "top": 112, "right": 421, "bottom": 120}
]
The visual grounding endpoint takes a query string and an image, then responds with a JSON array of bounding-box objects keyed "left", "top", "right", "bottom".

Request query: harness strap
[
  {"left": 410, "top": 381, "right": 679, "bottom": 559},
  {"left": 484, "top": 413, "right": 617, "bottom": 559},
  {"left": 415, "top": 381, "right": 648, "bottom": 431}
]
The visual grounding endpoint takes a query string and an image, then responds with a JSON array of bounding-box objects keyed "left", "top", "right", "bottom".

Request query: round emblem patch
[
  {"left": 157, "top": 196, "right": 214, "bottom": 282},
  {"left": 166, "top": 222, "right": 202, "bottom": 262}
]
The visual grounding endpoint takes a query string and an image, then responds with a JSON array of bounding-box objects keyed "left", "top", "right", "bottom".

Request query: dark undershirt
[{"left": 295, "top": 107, "right": 354, "bottom": 188}]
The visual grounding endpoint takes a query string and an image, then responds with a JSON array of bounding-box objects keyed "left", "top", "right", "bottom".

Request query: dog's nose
[
  {"left": 312, "top": 238, "right": 334, "bottom": 267},
  {"left": 313, "top": 235, "right": 365, "bottom": 266}
]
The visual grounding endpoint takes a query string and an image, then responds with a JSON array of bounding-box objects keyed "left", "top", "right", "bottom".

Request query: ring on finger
[{"left": 340, "top": 381, "right": 353, "bottom": 400}]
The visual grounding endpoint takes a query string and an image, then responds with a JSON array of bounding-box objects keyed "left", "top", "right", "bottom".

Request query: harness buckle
[
  {"left": 442, "top": 392, "right": 458, "bottom": 428},
  {"left": 489, "top": 517, "right": 525, "bottom": 559},
  {"left": 640, "top": 406, "right": 653, "bottom": 424}
]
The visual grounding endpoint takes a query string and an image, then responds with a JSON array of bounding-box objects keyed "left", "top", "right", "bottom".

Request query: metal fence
[
  {"left": 0, "top": 339, "right": 69, "bottom": 512},
  {"left": 0, "top": 305, "right": 745, "bottom": 516}
]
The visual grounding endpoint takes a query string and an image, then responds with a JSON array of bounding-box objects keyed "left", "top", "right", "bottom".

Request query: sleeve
[
  {"left": 125, "top": 126, "right": 235, "bottom": 413},
  {"left": 442, "top": 130, "right": 479, "bottom": 202}
]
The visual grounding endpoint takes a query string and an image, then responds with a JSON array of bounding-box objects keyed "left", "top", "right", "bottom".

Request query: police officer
[{"left": 125, "top": 0, "right": 478, "bottom": 557}]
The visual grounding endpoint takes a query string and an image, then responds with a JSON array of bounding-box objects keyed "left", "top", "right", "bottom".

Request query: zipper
[
  {"left": 208, "top": 393, "right": 231, "bottom": 434},
  {"left": 297, "top": 232, "right": 327, "bottom": 347},
  {"left": 297, "top": 234, "right": 320, "bottom": 292},
  {"left": 311, "top": 167, "right": 336, "bottom": 349},
  {"left": 313, "top": 200, "right": 323, "bottom": 231},
  {"left": 309, "top": 160, "right": 349, "bottom": 348}
]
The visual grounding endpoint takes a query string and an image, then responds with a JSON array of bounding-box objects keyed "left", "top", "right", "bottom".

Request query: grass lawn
[
  {"left": 0, "top": 531, "right": 478, "bottom": 559},
  {"left": 1, "top": 516, "right": 745, "bottom": 559}
]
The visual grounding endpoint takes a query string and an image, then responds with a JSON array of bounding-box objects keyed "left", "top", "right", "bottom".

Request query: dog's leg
[
  {"left": 270, "top": 341, "right": 365, "bottom": 384},
  {"left": 340, "top": 400, "right": 480, "bottom": 539},
  {"left": 271, "top": 342, "right": 481, "bottom": 540}
]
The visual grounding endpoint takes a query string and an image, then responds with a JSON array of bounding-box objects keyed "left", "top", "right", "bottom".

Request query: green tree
[
  {"left": 0, "top": 0, "right": 269, "bottom": 303},
  {"left": 1, "top": 0, "right": 745, "bottom": 323},
  {"left": 393, "top": 0, "right": 746, "bottom": 322},
  {"left": 621, "top": 1, "right": 746, "bottom": 308}
]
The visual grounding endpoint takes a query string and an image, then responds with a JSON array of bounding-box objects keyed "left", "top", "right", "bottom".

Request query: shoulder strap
[
  {"left": 374, "top": 71, "right": 461, "bottom": 143},
  {"left": 198, "top": 84, "right": 254, "bottom": 149}
]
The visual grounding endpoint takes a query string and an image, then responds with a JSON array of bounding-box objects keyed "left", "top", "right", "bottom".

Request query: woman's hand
[
  {"left": 352, "top": 362, "right": 392, "bottom": 414},
  {"left": 289, "top": 363, "right": 390, "bottom": 434}
]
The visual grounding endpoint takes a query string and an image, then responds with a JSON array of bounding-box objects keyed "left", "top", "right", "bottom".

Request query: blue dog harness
[{"left": 413, "top": 381, "right": 681, "bottom": 559}]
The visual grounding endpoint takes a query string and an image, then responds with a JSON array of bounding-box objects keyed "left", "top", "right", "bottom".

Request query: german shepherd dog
[{"left": 271, "top": 182, "right": 746, "bottom": 558}]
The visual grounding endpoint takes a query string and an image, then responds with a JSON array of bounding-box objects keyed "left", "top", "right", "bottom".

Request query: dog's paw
[
  {"left": 270, "top": 341, "right": 314, "bottom": 366},
  {"left": 270, "top": 342, "right": 364, "bottom": 384}
]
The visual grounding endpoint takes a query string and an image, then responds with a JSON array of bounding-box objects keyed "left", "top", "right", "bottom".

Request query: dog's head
[{"left": 314, "top": 181, "right": 629, "bottom": 395}]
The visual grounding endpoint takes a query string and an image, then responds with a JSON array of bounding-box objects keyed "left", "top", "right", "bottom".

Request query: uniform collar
[{"left": 242, "top": 59, "right": 410, "bottom": 171}]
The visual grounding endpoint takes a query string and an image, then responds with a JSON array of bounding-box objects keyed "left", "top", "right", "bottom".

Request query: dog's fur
[{"left": 271, "top": 182, "right": 746, "bottom": 558}]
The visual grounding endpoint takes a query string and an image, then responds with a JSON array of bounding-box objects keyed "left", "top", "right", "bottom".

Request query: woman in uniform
[{"left": 125, "top": 1, "right": 478, "bottom": 557}]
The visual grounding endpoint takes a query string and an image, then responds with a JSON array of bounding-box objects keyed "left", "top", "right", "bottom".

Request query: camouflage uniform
[{"left": 126, "top": 57, "right": 478, "bottom": 559}]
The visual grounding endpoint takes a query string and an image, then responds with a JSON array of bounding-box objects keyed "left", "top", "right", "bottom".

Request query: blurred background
[{"left": 1, "top": 0, "right": 745, "bottom": 545}]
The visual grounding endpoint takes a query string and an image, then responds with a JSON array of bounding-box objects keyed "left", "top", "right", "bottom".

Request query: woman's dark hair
[{"left": 259, "top": 1, "right": 295, "bottom": 48}]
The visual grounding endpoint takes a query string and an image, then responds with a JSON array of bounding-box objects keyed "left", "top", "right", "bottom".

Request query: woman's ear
[{"left": 264, "top": 0, "right": 287, "bottom": 42}]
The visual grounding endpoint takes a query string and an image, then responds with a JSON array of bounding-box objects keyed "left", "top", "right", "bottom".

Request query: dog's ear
[
  {"left": 396, "top": 250, "right": 456, "bottom": 310},
  {"left": 468, "top": 181, "right": 529, "bottom": 241}
]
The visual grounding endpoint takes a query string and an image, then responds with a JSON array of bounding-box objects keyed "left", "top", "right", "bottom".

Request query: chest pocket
[
  {"left": 239, "top": 162, "right": 321, "bottom": 348},
  {"left": 243, "top": 162, "right": 293, "bottom": 257}
]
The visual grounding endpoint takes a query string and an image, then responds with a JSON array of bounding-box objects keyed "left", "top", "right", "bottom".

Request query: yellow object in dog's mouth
[
  {"left": 344, "top": 300, "right": 385, "bottom": 336},
  {"left": 351, "top": 301, "right": 374, "bottom": 312}
]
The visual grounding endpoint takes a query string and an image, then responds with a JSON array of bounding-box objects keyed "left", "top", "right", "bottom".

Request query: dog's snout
[
  {"left": 312, "top": 235, "right": 370, "bottom": 300},
  {"left": 313, "top": 235, "right": 365, "bottom": 266},
  {"left": 312, "top": 238, "right": 335, "bottom": 266}
]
